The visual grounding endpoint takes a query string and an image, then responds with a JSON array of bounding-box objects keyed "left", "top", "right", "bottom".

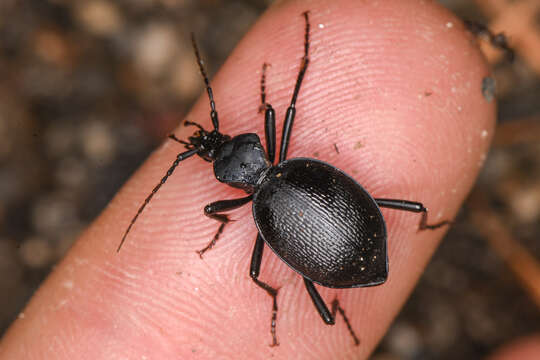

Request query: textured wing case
[{"left": 253, "top": 158, "right": 387, "bottom": 288}]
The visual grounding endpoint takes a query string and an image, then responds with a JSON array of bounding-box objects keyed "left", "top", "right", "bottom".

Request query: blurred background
[{"left": 0, "top": 0, "right": 539, "bottom": 358}]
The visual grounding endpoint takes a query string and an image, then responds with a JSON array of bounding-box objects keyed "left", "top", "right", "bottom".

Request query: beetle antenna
[
  {"left": 290, "top": 11, "right": 310, "bottom": 107},
  {"left": 191, "top": 33, "right": 220, "bottom": 131},
  {"left": 117, "top": 148, "right": 199, "bottom": 252}
]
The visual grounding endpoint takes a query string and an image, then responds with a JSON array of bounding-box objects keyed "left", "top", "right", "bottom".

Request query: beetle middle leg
[
  {"left": 197, "top": 195, "right": 253, "bottom": 258},
  {"left": 375, "top": 198, "right": 451, "bottom": 230},
  {"left": 250, "top": 234, "right": 280, "bottom": 346},
  {"left": 304, "top": 278, "right": 360, "bottom": 345}
]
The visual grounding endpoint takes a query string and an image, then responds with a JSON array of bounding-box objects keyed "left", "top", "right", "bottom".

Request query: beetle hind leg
[
  {"left": 331, "top": 298, "right": 360, "bottom": 346},
  {"left": 304, "top": 278, "right": 360, "bottom": 345},
  {"left": 375, "top": 198, "right": 452, "bottom": 231}
]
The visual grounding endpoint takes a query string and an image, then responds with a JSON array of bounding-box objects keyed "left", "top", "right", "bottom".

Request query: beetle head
[{"left": 186, "top": 125, "right": 231, "bottom": 162}]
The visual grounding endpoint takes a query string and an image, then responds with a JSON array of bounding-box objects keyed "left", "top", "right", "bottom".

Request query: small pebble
[
  {"left": 135, "top": 23, "right": 178, "bottom": 77},
  {"left": 74, "top": 0, "right": 123, "bottom": 36},
  {"left": 19, "top": 237, "right": 53, "bottom": 268},
  {"left": 80, "top": 120, "right": 115, "bottom": 165}
]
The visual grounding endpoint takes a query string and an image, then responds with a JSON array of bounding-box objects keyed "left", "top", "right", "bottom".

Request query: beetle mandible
[{"left": 117, "top": 11, "right": 450, "bottom": 346}]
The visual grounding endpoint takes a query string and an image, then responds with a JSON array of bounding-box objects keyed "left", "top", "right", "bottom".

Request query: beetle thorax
[{"left": 213, "top": 133, "right": 271, "bottom": 193}]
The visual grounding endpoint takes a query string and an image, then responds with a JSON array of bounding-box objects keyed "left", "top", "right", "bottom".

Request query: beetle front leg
[
  {"left": 375, "top": 198, "right": 452, "bottom": 230},
  {"left": 250, "top": 234, "right": 280, "bottom": 346},
  {"left": 197, "top": 195, "right": 253, "bottom": 258}
]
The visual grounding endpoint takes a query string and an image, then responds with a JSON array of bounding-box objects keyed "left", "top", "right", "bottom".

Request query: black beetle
[{"left": 118, "top": 11, "right": 450, "bottom": 346}]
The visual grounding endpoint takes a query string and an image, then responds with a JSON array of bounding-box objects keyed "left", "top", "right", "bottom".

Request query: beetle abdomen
[{"left": 253, "top": 158, "right": 387, "bottom": 288}]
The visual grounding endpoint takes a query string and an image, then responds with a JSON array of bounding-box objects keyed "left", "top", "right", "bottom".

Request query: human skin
[
  {"left": 0, "top": 0, "right": 495, "bottom": 359},
  {"left": 487, "top": 335, "right": 540, "bottom": 360}
]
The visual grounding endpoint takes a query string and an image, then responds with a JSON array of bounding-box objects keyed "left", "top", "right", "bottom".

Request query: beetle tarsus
[
  {"left": 331, "top": 298, "right": 360, "bottom": 346},
  {"left": 196, "top": 221, "right": 225, "bottom": 258},
  {"left": 374, "top": 198, "right": 452, "bottom": 232},
  {"left": 250, "top": 234, "right": 280, "bottom": 346},
  {"left": 418, "top": 208, "right": 453, "bottom": 231},
  {"left": 198, "top": 196, "right": 253, "bottom": 257},
  {"left": 253, "top": 277, "right": 279, "bottom": 347}
]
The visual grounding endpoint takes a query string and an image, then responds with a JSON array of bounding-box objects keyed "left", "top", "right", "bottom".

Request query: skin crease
[{"left": 0, "top": 0, "right": 496, "bottom": 359}]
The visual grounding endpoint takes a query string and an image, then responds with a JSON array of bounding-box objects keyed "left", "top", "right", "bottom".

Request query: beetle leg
[
  {"left": 374, "top": 198, "right": 452, "bottom": 230},
  {"left": 331, "top": 298, "right": 360, "bottom": 346},
  {"left": 279, "top": 11, "right": 310, "bottom": 162},
  {"left": 304, "top": 280, "right": 361, "bottom": 345},
  {"left": 304, "top": 279, "right": 361, "bottom": 345},
  {"left": 303, "top": 278, "right": 334, "bottom": 324},
  {"left": 250, "top": 234, "right": 280, "bottom": 346},
  {"left": 197, "top": 195, "right": 253, "bottom": 258}
]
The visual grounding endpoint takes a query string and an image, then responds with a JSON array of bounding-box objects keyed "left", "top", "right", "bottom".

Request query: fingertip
[
  {"left": 488, "top": 335, "right": 540, "bottom": 360},
  {"left": 1, "top": 1, "right": 500, "bottom": 359}
]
